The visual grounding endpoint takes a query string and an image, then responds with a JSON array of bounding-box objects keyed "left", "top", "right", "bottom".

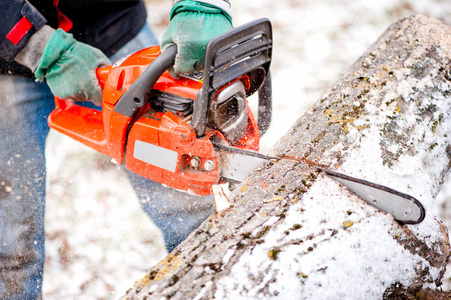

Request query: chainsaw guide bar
[
  {"left": 318, "top": 168, "right": 425, "bottom": 224},
  {"left": 214, "top": 142, "right": 425, "bottom": 224}
]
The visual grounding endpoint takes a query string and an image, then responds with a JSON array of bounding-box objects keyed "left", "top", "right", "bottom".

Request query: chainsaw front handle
[{"left": 112, "top": 45, "right": 177, "bottom": 118}]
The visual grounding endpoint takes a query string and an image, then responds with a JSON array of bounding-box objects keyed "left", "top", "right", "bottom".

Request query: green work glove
[
  {"left": 161, "top": 0, "right": 232, "bottom": 77},
  {"left": 35, "top": 29, "right": 110, "bottom": 106}
]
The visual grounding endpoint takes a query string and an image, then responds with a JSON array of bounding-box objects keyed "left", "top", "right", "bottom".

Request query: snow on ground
[{"left": 43, "top": 0, "right": 451, "bottom": 298}]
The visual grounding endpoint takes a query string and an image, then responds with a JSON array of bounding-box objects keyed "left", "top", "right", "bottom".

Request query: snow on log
[{"left": 122, "top": 15, "right": 451, "bottom": 299}]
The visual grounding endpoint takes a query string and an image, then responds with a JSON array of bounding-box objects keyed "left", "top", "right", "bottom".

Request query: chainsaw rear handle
[{"left": 113, "top": 45, "right": 177, "bottom": 118}]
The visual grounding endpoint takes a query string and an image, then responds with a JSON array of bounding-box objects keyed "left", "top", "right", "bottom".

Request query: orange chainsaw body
[
  {"left": 48, "top": 18, "right": 272, "bottom": 196},
  {"left": 48, "top": 46, "right": 260, "bottom": 195}
]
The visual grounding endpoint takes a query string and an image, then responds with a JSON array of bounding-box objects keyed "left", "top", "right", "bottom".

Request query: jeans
[{"left": 0, "top": 24, "right": 212, "bottom": 299}]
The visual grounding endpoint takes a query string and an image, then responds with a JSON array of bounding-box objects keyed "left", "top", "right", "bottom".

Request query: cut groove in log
[{"left": 122, "top": 15, "right": 451, "bottom": 299}]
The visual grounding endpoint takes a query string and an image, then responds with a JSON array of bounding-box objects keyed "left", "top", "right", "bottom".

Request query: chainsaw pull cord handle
[{"left": 113, "top": 45, "right": 177, "bottom": 118}]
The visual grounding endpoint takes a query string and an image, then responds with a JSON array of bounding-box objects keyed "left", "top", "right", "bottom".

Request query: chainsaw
[{"left": 48, "top": 19, "right": 425, "bottom": 224}]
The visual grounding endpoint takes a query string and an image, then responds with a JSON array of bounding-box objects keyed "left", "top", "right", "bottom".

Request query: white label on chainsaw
[{"left": 134, "top": 140, "right": 178, "bottom": 172}]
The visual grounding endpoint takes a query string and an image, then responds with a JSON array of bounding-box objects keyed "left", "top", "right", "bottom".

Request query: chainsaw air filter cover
[{"left": 208, "top": 80, "right": 247, "bottom": 143}]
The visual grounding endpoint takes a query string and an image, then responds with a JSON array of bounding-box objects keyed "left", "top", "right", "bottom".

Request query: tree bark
[{"left": 122, "top": 15, "right": 451, "bottom": 299}]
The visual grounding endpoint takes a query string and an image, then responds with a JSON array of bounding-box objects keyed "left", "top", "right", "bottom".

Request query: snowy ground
[{"left": 43, "top": 0, "right": 451, "bottom": 298}]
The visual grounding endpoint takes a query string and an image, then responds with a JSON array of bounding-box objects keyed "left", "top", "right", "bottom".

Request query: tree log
[{"left": 122, "top": 15, "right": 451, "bottom": 299}]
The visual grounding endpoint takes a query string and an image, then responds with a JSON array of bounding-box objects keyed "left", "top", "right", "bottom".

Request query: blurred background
[{"left": 43, "top": 0, "right": 451, "bottom": 298}]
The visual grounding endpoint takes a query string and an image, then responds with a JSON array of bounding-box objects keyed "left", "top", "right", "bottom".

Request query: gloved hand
[
  {"left": 34, "top": 29, "right": 110, "bottom": 106},
  {"left": 161, "top": 0, "right": 232, "bottom": 77}
]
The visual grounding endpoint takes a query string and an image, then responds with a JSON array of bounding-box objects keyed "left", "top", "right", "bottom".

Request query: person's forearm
[{"left": 14, "top": 25, "right": 54, "bottom": 72}]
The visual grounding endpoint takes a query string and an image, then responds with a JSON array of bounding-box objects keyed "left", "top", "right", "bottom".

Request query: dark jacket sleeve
[
  {"left": 0, "top": 0, "right": 46, "bottom": 62},
  {"left": 59, "top": 0, "right": 147, "bottom": 57}
]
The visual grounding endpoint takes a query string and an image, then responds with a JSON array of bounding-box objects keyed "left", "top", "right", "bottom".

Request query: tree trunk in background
[{"left": 122, "top": 15, "right": 451, "bottom": 299}]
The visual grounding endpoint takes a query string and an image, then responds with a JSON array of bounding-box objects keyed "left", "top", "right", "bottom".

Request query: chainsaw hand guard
[{"left": 192, "top": 18, "right": 273, "bottom": 138}]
